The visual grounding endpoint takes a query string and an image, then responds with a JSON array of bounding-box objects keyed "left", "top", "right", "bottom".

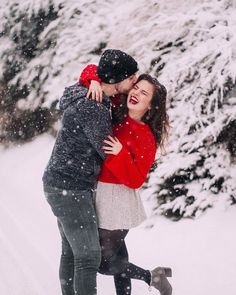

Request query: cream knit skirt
[{"left": 95, "top": 181, "right": 146, "bottom": 230}]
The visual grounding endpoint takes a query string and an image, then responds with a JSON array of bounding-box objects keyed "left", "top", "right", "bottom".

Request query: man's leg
[
  {"left": 45, "top": 187, "right": 101, "bottom": 295},
  {"left": 57, "top": 219, "right": 75, "bottom": 295}
]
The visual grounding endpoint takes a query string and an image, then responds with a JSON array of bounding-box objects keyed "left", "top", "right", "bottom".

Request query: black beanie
[{"left": 97, "top": 49, "right": 138, "bottom": 84}]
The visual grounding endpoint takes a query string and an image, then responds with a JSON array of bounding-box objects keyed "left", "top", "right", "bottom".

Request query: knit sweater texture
[{"left": 43, "top": 83, "right": 112, "bottom": 191}]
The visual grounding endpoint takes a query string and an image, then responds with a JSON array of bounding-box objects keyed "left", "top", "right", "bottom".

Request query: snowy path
[{"left": 0, "top": 134, "right": 236, "bottom": 295}]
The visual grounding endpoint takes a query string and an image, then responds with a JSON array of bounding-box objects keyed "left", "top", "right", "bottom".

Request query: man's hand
[
  {"left": 87, "top": 80, "right": 103, "bottom": 102},
  {"left": 102, "top": 136, "right": 123, "bottom": 155}
]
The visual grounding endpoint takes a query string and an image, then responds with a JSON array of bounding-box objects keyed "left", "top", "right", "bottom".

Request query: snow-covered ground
[{"left": 0, "top": 134, "right": 236, "bottom": 295}]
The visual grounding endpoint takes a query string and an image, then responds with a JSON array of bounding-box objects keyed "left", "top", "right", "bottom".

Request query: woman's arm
[
  {"left": 79, "top": 64, "right": 103, "bottom": 101},
  {"left": 79, "top": 64, "right": 124, "bottom": 105},
  {"left": 102, "top": 135, "right": 156, "bottom": 189},
  {"left": 79, "top": 64, "right": 101, "bottom": 87}
]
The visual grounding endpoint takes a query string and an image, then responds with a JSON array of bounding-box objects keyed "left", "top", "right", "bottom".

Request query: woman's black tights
[{"left": 98, "top": 228, "right": 151, "bottom": 295}]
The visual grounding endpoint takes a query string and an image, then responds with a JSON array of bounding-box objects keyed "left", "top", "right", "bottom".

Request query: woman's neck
[{"left": 128, "top": 111, "right": 144, "bottom": 124}]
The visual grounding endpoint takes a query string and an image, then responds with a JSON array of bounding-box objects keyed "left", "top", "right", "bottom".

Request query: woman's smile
[{"left": 129, "top": 95, "right": 139, "bottom": 105}]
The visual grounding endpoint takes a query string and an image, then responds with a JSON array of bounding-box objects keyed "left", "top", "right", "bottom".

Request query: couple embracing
[{"left": 42, "top": 49, "right": 172, "bottom": 295}]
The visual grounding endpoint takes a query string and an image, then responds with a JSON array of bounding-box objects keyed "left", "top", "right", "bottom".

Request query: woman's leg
[
  {"left": 99, "top": 228, "right": 129, "bottom": 274},
  {"left": 98, "top": 229, "right": 151, "bottom": 295},
  {"left": 114, "top": 241, "right": 131, "bottom": 295}
]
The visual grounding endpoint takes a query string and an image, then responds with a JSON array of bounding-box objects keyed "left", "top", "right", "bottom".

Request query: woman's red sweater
[
  {"left": 98, "top": 115, "right": 156, "bottom": 189},
  {"left": 79, "top": 65, "right": 157, "bottom": 189},
  {"left": 79, "top": 64, "right": 101, "bottom": 87}
]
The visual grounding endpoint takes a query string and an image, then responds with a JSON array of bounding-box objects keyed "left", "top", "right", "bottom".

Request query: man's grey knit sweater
[{"left": 42, "top": 83, "right": 112, "bottom": 191}]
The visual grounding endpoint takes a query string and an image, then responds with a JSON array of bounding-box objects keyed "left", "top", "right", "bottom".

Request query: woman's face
[{"left": 127, "top": 80, "right": 154, "bottom": 116}]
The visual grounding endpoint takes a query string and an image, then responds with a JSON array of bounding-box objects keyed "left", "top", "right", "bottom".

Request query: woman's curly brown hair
[{"left": 112, "top": 74, "right": 169, "bottom": 153}]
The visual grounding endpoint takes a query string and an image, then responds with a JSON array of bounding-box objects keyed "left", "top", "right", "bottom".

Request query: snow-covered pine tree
[
  {"left": 0, "top": 0, "right": 235, "bottom": 218},
  {"left": 146, "top": 0, "right": 236, "bottom": 220},
  {"left": 0, "top": 0, "right": 111, "bottom": 141}
]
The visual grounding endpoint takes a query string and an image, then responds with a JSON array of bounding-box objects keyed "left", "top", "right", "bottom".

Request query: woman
[{"left": 80, "top": 70, "right": 172, "bottom": 295}]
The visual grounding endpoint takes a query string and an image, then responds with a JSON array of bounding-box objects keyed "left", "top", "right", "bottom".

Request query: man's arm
[{"left": 75, "top": 98, "right": 112, "bottom": 159}]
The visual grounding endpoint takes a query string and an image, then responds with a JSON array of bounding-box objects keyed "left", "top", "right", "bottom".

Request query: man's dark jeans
[{"left": 44, "top": 186, "right": 101, "bottom": 295}]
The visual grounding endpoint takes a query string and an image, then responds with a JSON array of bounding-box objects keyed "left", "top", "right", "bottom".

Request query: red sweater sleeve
[
  {"left": 79, "top": 64, "right": 124, "bottom": 107},
  {"left": 103, "top": 136, "right": 156, "bottom": 189},
  {"left": 79, "top": 64, "right": 101, "bottom": 88}
]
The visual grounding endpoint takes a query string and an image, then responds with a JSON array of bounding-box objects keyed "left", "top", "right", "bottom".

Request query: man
[{"left": 42, "top": 49, "right": 138, "bottom": 295}]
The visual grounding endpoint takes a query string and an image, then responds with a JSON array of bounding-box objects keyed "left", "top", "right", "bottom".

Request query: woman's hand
[
  {"left": 87, "top": 80, "right": 103, "bottom": 102},
  {"left": 102, "top": 136, "right": 123, "bottom": 155}
]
